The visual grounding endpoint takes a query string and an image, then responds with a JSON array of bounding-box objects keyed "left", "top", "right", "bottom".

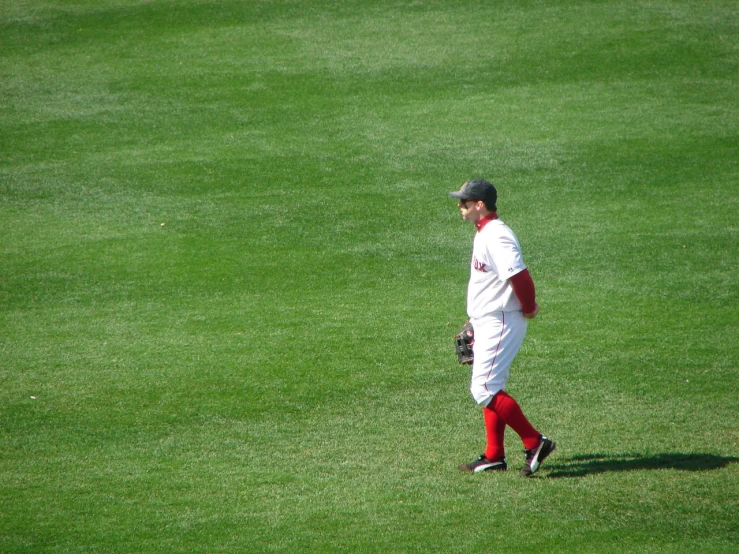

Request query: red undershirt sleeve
[{"left": 509, "top": 269, "right": 536, "bottom": 313}]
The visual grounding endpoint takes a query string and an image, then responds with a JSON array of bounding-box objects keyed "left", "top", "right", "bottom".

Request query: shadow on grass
[{"left": 545, "top": 452, "right": 739, "bottom": 478}]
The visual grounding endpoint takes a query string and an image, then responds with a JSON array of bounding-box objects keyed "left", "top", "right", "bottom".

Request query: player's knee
[{"left": 470, "top": 384, "right": 492, "bottom": 406}]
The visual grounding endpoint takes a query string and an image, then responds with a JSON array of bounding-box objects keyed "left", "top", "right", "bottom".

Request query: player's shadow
[{"left": 545, "top": 452, "right": 738, "bottom": 478}]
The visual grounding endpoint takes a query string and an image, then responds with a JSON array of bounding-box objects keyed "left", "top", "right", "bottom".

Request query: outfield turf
[{"left": 1, "top": 1, "right": 737, "bottom": 552}]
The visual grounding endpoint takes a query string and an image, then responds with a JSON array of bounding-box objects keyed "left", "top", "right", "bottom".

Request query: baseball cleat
[
  {"left": 458, "top": 455, "right": 508, "bottom": 473},
  {"left": 519, "top": 436, "right": 556, "bottom": 477}
]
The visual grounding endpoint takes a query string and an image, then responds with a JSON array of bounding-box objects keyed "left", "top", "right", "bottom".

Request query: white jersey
[{"left": 467, "top": 216, "right": 527, "bottom": 318}]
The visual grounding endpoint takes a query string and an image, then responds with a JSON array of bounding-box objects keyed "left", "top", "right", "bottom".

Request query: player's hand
[{"left": 523, "top": 304, "right": 540, "bottom": 319}]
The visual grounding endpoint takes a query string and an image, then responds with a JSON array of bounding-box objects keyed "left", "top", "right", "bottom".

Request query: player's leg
[
  {"left": 458, "top": 407, "right": 508, "bottom": 472},
  {"left": 488, "top": 388, "right": 556, "bottom": 477},
  {"left": 488, "top": 390, "right": 540, "bottom": 450},
  {"left": 483, "top": 404, "right": 506, "bottom": 461},
  {"left": 470, "top": 311, "right": 556, "bottom": 476},
  {"left": 459, "top": 312, "right": 522, "bottom": 472},
  {"left": 468, "top": 311, "right": 527, "bottom": 406}
]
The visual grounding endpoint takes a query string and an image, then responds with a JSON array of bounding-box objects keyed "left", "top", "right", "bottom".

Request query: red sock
[
  {"left": 488, "top": 390, "right": 541, "bottom": 450},
  {"left": 483, "top": 406, "right": 506, "bottom": 461}
]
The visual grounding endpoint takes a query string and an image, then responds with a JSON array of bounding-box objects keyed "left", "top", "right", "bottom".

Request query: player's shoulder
[
  {"left": 480, "top": 218, "right": 513, "bottom": 236},
  {"left": 480, "top": 219, "right": 520, "bottom": 246}
]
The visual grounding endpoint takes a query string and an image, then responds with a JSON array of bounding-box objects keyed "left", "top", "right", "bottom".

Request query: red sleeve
[{"left": 509, "top": 269, "right": 536, "bottom": 313}]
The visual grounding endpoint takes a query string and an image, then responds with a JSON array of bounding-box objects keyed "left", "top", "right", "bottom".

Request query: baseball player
[{"left": 449, "top": 179, "right": 555, "bottom": 476}]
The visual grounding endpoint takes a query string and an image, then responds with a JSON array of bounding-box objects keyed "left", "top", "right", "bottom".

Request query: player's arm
[{"left": 509, "top": 269, "right": 539, "bottom": 319}]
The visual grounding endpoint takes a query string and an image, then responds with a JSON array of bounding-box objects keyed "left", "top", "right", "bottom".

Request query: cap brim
[{"left": 448, "top": 191, "right": 470, "bottom": 200}]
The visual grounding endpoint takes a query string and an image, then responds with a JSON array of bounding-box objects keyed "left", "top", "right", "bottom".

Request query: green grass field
[{"left": 2, "top": 1, "right": 737, "bottom": 552}]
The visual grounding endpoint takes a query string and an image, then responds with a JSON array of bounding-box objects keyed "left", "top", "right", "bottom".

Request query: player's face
[{"left": 458, "top": 199, "right": 484, "bottom": 222}]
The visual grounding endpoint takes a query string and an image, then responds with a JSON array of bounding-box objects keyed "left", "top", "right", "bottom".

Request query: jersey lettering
[{"left": 473, "top": 258, "right": 488, "bottom": 272}]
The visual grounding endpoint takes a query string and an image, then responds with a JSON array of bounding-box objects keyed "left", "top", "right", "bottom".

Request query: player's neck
[{"left": 475, "top": 211, "right": 498, "bottom": 231}]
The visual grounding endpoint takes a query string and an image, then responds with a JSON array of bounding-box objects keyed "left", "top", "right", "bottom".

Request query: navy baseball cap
[{"left": 449, "top": 179, "right": 497, "bottom": 207}]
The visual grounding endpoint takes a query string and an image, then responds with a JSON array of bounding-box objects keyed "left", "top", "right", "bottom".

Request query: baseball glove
[{"left": 454, "top": 320, "right": 474, "bottom": 365}]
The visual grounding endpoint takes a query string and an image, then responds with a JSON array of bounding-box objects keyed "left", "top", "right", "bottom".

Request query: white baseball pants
[{"left": 469, "top": 310, "right": 528, "bottom": 406}]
